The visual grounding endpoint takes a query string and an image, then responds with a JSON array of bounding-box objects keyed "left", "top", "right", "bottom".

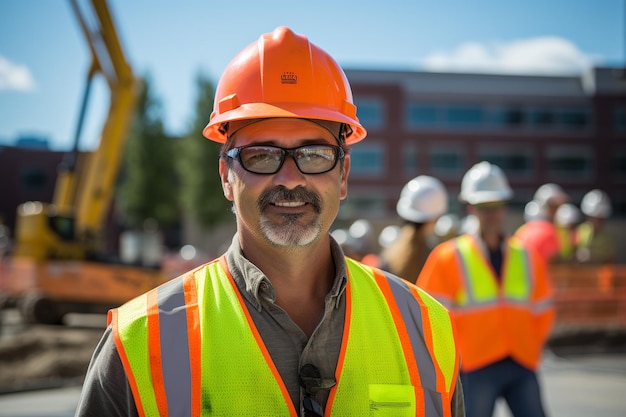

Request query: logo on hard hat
[{"left": 281, "top": 72, "right": 297, "bottom": 84}]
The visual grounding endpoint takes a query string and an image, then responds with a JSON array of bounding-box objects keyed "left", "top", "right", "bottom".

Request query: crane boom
[{"left": 1, "top": 0, "right": 163, "bottom": 325}]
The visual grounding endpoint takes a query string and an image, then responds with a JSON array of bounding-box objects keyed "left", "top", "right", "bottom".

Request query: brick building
[{"left": 341, "top": 66, "right": 626, "bottom": 224}]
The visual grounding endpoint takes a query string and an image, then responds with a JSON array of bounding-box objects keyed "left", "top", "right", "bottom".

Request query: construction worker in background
[
  {"left": 554, "top": 203, "right": 582, "bottom": 262},
  {"left": 417, "top": 161, "right": 555, "bottom": 417},
  {"left": 577, "top": 189, "right": 616, "bottom": 264},
  {"left": 534, "top": 183, "right": 569, "bottom": 221},
  {"left": 513, "top": 183, "right": 569, "bottom": 264},
  {"left": 378, "top": 175, "right": 448, "bottom": 282},
  {"left": 76, "top": 26, "right": 463, "bottom": 416}
]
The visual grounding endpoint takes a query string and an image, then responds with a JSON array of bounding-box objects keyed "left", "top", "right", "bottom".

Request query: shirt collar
[{"left": 224, "top": 235, "right": 348, "bottom": 312}]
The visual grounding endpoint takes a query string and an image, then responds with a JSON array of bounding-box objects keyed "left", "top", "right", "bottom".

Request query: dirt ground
[{"left": 0, "top": 310, "right": 105, "bottom": 393}]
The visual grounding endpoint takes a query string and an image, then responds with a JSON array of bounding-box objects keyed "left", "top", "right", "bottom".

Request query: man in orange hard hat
[
  {"left": 76, "top": 27, "right": 464, "bottom": 416},
  {"left": 417, "top": 162, "right": 554, "bottom": 417}
]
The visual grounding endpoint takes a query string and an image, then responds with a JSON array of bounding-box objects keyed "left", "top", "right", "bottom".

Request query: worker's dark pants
[{"left": 461, "top": 357, "right": 547, "bottom": 417}]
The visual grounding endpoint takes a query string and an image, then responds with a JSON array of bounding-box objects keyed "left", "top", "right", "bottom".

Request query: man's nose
[{"left": 273, "top": 154, "right": 307, "bottom": 188}]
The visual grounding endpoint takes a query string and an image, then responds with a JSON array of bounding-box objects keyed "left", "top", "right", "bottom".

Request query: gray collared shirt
[{"left": 75, "top": 235, "right": 464, "bottom": 416}]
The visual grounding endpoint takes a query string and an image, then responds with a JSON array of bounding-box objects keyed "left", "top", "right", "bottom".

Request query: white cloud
[
  {"left": 422, "top": 37, "right": 595, "bottom": 75},
  {"left": 0, "top": 55, "right": 36, "bottom": 91}
]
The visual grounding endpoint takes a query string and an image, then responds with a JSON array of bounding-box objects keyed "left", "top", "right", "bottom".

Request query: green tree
[
  {"left": 117, "top": 75, "right": 179, "bottom": 229},
  {"left": 177, "top": 72, "right": 231, "bottom": 229}
]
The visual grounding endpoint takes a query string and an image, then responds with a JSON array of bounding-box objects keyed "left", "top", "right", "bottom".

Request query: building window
[
  {"left": 406, "top": 103, "right": 440, "bottom": 127},
  {"left": 349, "top": 143, "right": 384, "bottom": 177},
  {"left": 613, "top": 108, "right": 626, "bottom": 132},
  {"left": 339, "top": 194, "right": 387, "bottom": 219},
  {"left": 546, "top": 146, "right": 593, "bottom": 181},
  {"left": 354, "top": 98, "right": 384, "bottom": 129},
  {"left": 558, "top": 108, "right": 590, "bottom": 130},
  {"left": 490, "top": 107, "right": 526, "bottom": 128},
  {"left": 429, "top": 145, "right": 465, "bottom": 177},
  {"left": 477, "top": 146, "right": 534, "bottom": 177},
  {"left": 403, "top": 143, "right": 419, "bottom": 175},
  {"left": 446, "top": 105, "right": 483, "bottom": 127},
  {"left": 529, "top": 108, "right": 556, "bottom": 128},
  {"left": 613, "top": 150, "right": 626, "bottom": 180}
]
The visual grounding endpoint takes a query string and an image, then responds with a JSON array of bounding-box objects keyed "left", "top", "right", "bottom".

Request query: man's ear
[{"left": 219, "top": 158, "right": 234, "bottom": 201}]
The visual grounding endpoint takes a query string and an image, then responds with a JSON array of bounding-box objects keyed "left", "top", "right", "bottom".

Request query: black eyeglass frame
[{"left": 225, "top": 144, "right": 345, "bottom": 175}]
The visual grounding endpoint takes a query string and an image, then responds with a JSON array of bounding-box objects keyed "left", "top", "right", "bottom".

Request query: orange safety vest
[
  {"left": 513, "top": 220, "right": 560, "bottom": 263},
  {"left": 110, "top": 256, "right": 460, "bottom": 416},
  {"left": 417, "top": 234, "right": 554, "bottom": 373}
]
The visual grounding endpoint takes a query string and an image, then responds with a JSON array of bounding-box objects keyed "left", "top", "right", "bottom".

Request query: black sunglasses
[{"left": 226, "top": 144, "right": 345, "bottom": 175}]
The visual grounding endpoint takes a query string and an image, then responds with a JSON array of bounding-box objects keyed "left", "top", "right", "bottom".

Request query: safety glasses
[{"left": 226, "top": 144, "right": 345, "bottom": 175}]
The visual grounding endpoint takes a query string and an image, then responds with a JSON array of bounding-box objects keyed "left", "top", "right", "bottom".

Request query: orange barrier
[{"left": 548, "top": 263, "right": 626, "bottom": 333}]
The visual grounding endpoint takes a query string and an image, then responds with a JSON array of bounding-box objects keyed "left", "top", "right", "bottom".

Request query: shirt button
[{"left": 260, "top": 282, "right": 268, "bottom": 292}]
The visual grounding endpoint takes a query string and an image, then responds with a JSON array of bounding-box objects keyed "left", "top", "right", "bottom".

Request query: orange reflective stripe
[
  {"left": 109, "top": 308, "right": 147, "bottom": 417},
  {"left": 147, "top": 290, "right": 168, "bottom": 416},
  {"left": 372, "top": 267, "right": 425, "bottom": 416},
  {"left": 218, "top": 257, "right": 298, "bottom": 417},
  {"left": 183, "top": 272, "right": 201, "bottom": 417}
]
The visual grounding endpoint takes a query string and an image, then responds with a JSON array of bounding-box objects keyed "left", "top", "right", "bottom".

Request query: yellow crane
[{"left": 2, "top": 0, "right": 167, "bottom": 324}]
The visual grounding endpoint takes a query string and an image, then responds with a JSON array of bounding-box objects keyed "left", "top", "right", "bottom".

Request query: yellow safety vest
[{"left": 110, "top": 256, "right": 459, "bottom": 416}]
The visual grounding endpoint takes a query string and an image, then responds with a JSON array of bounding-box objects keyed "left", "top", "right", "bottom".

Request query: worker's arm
[{"left": 75, "top": 327, "right": 139, "bottom": 417}]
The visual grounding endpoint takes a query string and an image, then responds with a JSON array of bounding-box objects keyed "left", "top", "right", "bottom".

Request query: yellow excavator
[{"left": 1, "top": 0, "right": 167, "bottom": 324}]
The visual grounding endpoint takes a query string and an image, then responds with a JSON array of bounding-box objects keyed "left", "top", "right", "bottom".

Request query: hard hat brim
[{"left": 203, "top": 102, "right": 367, "bottom": 144}]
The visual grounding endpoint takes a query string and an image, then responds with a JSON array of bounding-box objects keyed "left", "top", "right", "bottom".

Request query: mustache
[{"left": 258, "top": 186, "right": 321, "bottom": 213}]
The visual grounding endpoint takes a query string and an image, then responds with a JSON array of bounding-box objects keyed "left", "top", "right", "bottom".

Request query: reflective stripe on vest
[
  {"left": 453, "top": 234, "right": 532, "bottom": 309},
  {"left": 111, "top": 256, "right": 458, "bottom": 416}
]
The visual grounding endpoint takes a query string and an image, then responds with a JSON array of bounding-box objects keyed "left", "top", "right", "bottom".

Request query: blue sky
[{"left": 0, "top": 0, "right": 623, "bottom": 150}]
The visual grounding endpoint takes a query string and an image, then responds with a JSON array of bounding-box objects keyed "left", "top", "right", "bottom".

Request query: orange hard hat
[{"left": 203, "top": 26, "right": 367, "bottom": 144}]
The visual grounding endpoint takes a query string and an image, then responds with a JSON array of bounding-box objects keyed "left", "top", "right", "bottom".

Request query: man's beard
[{"left": 257, "top": 186, "right": 322, "bottom": 247}]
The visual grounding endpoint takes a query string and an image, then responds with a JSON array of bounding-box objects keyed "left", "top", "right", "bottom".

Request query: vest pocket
[{"left": 369, "top": 384, "right": 416, "bottom": 416}]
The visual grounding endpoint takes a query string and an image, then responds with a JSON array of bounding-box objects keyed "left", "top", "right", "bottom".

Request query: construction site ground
[{"left": 0, "top": 310, "right": 104, "bottom": 394}]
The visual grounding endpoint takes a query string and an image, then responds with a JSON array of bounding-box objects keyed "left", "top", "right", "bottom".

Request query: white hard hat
[
  {"left": 533, "top": 183, "right": 569, "bottom": 207},
  {"left": 555, "top": 203, "right": 582, "bottom": 226},
  {"left": 396, "top": 175, "right": 448, "bottom": 223},
  {"left": 523, "top": 200, "right": 548, "bottom": 222},
  {"left": 459, "top": 161, "right": 513, "bottom": 205},
  {"left": 581, "top": 189, "right": 612, "bottom": 219},
  {"left": 378, "top": 225, "right": 401, "bottom": 248},
  {"left": 434, "top": 214, "right": 460, "bottom": 238}
]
